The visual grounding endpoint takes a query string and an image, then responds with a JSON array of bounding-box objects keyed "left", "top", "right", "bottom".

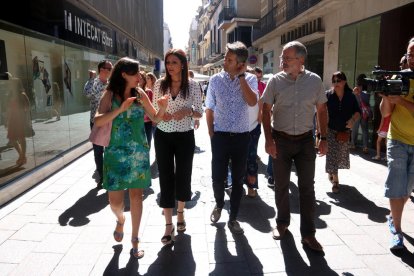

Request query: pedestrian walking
[
  {"left": 152, "top": 49, "right": 203, "bottom": 245},
  {"left": 83, "top": 60, "right": 113, "bottom": 188},
  {"left": 325, "top": 71, "right": 361, "bottom": 193},
  {"left": 94, "top": 57, "right": 168, "bottom": 258},
  {"left": 262, "top": 41, "right": 328, "bottom": 251},
  {"left": 205, "top": 41, "right": 258, "bottom": 234}
]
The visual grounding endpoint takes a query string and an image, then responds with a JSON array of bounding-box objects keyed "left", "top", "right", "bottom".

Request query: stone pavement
[{"left": 0, "top": 118, "right": 414, "bottom": 275}]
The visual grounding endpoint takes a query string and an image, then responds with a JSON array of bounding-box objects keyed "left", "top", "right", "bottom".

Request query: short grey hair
[
  {"left": 226, "top": 41, "right": 248, "bottom": 63},
  {"left": 283, "top": 41, "right": 307, "bottom": 59}
]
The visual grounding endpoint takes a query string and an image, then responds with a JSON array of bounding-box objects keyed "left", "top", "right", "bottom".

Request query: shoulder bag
[{"left": 89, "top": 91, "right": 113, "bottom": 147}]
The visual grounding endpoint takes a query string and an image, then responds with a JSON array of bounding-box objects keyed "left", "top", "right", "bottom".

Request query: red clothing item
[
  {"left": 144, "top": 89, "right": 153, "bottom": 123},
  {"left": 258, "top": 80, "right": 266, "bottom": 96},
  {"left": 379, "top": 115, "right": 391, "bottom": 132}
]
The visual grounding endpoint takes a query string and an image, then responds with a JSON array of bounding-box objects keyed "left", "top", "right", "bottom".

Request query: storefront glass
[{"left": 0, "top": 23, "right": 111, "bottom": 187}]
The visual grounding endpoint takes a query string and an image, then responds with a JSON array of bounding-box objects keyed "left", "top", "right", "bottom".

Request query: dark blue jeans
[
  {"left": 211, "top": 132, "right": 250, "bottom": 221},
  {"left": 272, "top": 130, "right": 316, "bottom": 237},
  {"left": 246, "top": 124, "right": 261, "bottom": 189},
  {"left": 90, "top": 122, "right": 104, "bottom": 179},
  {"left": 267, "top": 155, "right": 273, "bottom": 178}
]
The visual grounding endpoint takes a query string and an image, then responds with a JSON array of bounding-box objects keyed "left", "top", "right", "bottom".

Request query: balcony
[
  {"left": 253, "top": 0, "right": 322, "bottom": 42},
  {"left": 218, "top": 6, "right": 236, "bottom": 29},
  {"left": 252, "top": 7, "right": 278, "bottom": 42},
  {"left": 287, "top": 0, "right": 322, "bottom": 21}
]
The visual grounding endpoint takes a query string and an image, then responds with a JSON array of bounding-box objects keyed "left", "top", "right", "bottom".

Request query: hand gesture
[
  {"left": 238, "top": 63, "right": 247, "bottom": 76},
  {"left": 157, "top": 94, "right": 169, "bottom": 111},
  {"left": 119, "top": 97, "right": 136, "bottom": 113},
  {"left": 172, "top": 108, "right": 191, "bottom": 121},
  {"left": 194, "top": 119, "right": 200, "bottom": 130}
]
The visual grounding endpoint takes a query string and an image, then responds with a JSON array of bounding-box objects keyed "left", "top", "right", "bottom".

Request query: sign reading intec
[
  {"left": 63, "top": 1, "right": 114, "bottom": 52},
  {"left": 249, "top": 55, "right": 257, "bottom": 64}
]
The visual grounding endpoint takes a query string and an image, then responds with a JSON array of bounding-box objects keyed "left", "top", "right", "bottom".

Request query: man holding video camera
[{"left": 380, "top": 38, "right": 414, "bottom": 250}]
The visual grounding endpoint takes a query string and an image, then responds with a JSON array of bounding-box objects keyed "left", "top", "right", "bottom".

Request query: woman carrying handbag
[{"left": 93, "top": 57, "right": 168, "bottom": 259}]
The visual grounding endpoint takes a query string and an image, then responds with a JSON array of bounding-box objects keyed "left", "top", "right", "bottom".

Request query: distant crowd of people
[{"left": 81, "top": 37, "right": 414, "bottom": 259}]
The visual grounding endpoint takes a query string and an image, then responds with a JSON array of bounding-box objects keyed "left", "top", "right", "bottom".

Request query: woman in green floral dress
[{"left": 94, "top": 57, "right": 168, "bottom": 259}]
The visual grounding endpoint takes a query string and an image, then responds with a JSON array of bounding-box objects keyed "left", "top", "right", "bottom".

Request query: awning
[{"left": 203, "top": 63, "right": 214, "bottom": 69}]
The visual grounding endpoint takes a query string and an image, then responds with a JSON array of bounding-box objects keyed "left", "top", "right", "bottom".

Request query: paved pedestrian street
[{"left": 0, "top": 119, "right": 414, "bottom": 275}]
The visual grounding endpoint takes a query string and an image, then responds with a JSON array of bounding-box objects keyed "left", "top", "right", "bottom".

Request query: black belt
[
  {"left": 215, "top": 131, "right": 249, "bottom": 136},
  {"left": 273, "top": 130, "right": 312, "bottom": 141}
]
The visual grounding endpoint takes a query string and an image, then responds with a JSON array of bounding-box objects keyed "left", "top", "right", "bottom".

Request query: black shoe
[{"left": 267, "top": 176, "right": 274, "bottom": 188}]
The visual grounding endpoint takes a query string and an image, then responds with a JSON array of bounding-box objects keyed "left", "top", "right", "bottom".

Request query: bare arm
[
  {"left": 139, "top": 89, "right": 169, "bottom": 123},
  {"left": 94, "top": 93, "right": 136, "bottom": 127},
  {"left": 316, "top": 102, "right": 328, "bottom": 156},
  {"left": 382, "top": 95, "right": 414, "bottom": 115},
  {"left": 257, "top": 98, "right": 263, "bottom": 124},
  {"left": 380, "top": 96, "right": 395, "bottom": 118},
  {"left": 206, "top": 108, "right": 214, "bottom": 137},
  {"left": 262, "top": 103, "right": 276, "bottom": 158}
]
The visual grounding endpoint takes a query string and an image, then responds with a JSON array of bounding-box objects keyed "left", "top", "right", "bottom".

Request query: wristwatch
[{"left": 237, "top": 73, "right": 246, "bottom": 79}]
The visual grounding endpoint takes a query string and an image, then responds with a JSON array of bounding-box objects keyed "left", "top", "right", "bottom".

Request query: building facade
[
  {"left": 195, "top": 0, "right": 261, "bottom": 75},
  {"left": 0, "top": 0, "right": 164, "bottom": 205}
]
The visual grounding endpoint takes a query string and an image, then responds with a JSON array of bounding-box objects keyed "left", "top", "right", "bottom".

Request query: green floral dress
[{"left": 103, "top": 99, "right": 151, "bottom": 191}]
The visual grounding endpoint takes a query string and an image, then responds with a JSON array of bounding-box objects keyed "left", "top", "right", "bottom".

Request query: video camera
[{"left": 362, "top": 66, "right": 414, "bottom": 96}]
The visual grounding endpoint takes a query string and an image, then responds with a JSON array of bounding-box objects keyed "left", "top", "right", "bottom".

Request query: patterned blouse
[
  {"left": 83, "top": 77, "right": 108, "bottom": 123},
  {"left": 205, "top": 71, "right": 258, "bottom": 133},
  {"left": 153, "top": 78, "right": 203, "bottom": 133}
]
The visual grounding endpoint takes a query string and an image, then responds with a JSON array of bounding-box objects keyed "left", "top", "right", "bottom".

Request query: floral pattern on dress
[{"left": 102, "top": 99, "right": 151, "bottom": 191}]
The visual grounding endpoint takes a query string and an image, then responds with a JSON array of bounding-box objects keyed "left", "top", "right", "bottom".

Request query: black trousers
[
  {"left": 90, "top": 122, "right": 104, "bottom": 178},
  {"left": 211, "top": 132, "right": 250, "bottom": 221},
  {"left": 154, "top": 128, "right": 195, "bottom": 208},
  {"left": 271, "top": 130, "right": 316, "bottom": 237}
]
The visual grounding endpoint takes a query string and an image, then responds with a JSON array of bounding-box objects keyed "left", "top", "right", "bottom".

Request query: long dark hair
[
  {"left": 107, "top": 57, "right": 139, "bottom": 102},
  {"left": 356, "top": 73, "right": 368, "bottom": 91},
  {"left": 160, "top": 48, "right": 189, "bottom": 98}
]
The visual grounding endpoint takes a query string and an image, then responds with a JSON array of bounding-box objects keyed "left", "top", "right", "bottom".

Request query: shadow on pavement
[
  {"left": 350, "top": 148, "right": 387, "bottom": 166},
  {"left": 150, "top": 160, "right": 158, "bottom": 179},
  {"left": 393, "top": 233, "right": 414, "bottom": 268},
  {"left": 327, "top": 184, "right": 389, "bottom": 223},
  {"left": 145, "top": 233, "right": 195, "bottom": 275},
  {"left": 238, "top": 194, "right": 275, "bottom": 233},
  {"left": 185, "top": 191, "right": 201, "bottom": 209},
  {"left": 103, "top": 244, "right": 143, "bottom": 276},
  {"left": 289, "top": 182, "right": 331, "bottom": 229},
  {"left": 280, "top": 231, "right": 338, "bottom": 276},
  {"left": 58, "top": 188, "right": 108, "bottom": 226},
  {"left": 209, "top": 223, "right": 263, "bottom": 275}
]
